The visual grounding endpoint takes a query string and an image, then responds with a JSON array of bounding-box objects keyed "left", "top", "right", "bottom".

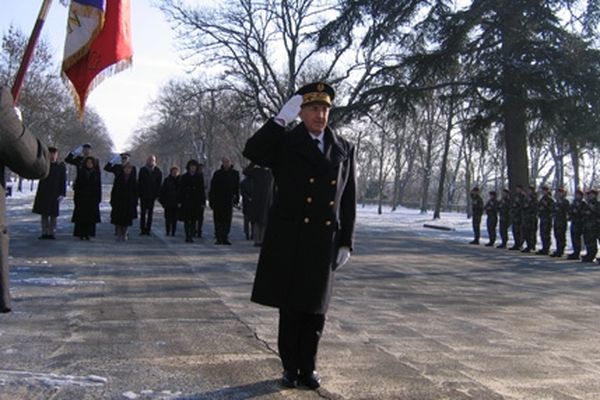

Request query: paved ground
[{"left": 1, "top": 194, "right": 600, "bottom": 399}]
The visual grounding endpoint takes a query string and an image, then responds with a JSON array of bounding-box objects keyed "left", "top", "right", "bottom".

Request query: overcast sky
[{"left": 0, "top": 1, "right": 200, "bottom": 151}]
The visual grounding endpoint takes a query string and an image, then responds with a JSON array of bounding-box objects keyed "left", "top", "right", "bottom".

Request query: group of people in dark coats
[{"left": 470, "top": 184, "right": 600, "bottom": 263}]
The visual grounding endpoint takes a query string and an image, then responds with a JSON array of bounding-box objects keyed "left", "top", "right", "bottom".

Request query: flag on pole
[{"left": 62, "top": 0, "right": 132, "bottom": 116}]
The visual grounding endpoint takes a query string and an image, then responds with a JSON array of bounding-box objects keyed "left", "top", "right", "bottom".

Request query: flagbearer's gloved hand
[
  {"left": 109, "top": 153, "right": 121, "bottom": 165},
  {"left": 72, "top": 145, "right": 83, "bottom": 156},
  {"left": 274, "top": 94, "right": 303, "bottom": 126},
  {"left": 335, "top": 247, "right": 351, "bottom": 270},
  {"left": 13, "top": 107, "right": 22, "bottom": 122}
]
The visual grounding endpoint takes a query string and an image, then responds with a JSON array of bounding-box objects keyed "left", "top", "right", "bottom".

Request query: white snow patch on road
[
  {"left": 12, "top": 277, "right": 106, "bottom": 286},
  {"left": 0, "top": 370, "right": 107, "bottom": 387},
  {"left": 122, "top": 390, "right": 183, "bottom": 399}
]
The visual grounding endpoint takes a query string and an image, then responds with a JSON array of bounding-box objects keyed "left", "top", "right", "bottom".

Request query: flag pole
[{"left": 11, "top": 0, "right": 54, "bottom": 104}]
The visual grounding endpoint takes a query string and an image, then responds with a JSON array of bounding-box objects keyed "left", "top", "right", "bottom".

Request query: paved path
[{"left": 1, "top": 194, "right": 600, "bottom": 399}]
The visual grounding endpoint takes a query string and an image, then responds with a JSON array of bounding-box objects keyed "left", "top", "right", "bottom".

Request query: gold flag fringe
[{"left": 62, "top": 57, "right": 132, "bottom": 120}]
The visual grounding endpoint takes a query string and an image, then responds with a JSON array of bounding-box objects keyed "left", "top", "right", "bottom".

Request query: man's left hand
[{"left": 335, "top": 247, "right": 351, "bottom": 270}]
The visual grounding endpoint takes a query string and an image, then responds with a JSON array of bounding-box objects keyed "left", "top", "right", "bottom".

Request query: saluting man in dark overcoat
[{"left": 243, "top": 82, "right": 356, "bottom": 390}]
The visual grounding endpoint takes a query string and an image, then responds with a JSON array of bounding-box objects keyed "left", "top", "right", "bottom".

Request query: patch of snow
[
  {"left": 12, "top": 277, "right": 106, "bottom": 286},
  {"left": 0, "top": 370, "right": 107, "bottom": 387}
]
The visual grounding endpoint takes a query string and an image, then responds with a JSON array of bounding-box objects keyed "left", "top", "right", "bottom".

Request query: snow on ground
[
  {"left": 356, "top": 204, "right": 474, "bottom": 242},
  {"left": 0, "top": 370, "right": 107, "bottom": 388}
]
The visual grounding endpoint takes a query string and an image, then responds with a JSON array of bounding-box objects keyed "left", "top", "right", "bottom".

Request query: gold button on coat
[
  {"left": 325, "top": 220, "right": 332, "bottom": 226},
  {"left": 331, "top": 180, "right": 336, "bottom": 185},
  {"left": 329, "top": 201, "right": 335, "bottom": 206},
  {"left": 306, "top": 197, "right": 313, "bottom": 203},
  {"left": 304, "top": 217, "right": 310, "bottom": 224},
  {"left": 309, "top": 178, "right": 315, "bottom": 183}
]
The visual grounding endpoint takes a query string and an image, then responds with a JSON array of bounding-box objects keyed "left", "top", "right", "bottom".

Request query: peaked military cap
[
  {"left": 489, "top": 190, "right": 497, "bottom": 195},
  {"left": 82, "top": 143, "right": 92, "bottom": 148},
  {"left": 557, "top": 187, "right": 566, "bottom": 193},
  {"left": 296, "top": 82, "right": 335, "bottom": 107}
]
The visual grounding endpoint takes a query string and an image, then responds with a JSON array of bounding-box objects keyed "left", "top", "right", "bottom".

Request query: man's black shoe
[
  {"left": 535, "top": 249, "right": 548, "bottom": 255},
  {"left": 484, "top": 242, "right": 494, "bottom": 247},
  {"left": 215, "top": 240, "right": 223, "bottom": 245},
  {"left": 0, "top": 306, "right": 11, "bottom": 313},
  {"left": 566, "top": 253, "right": 579, "bottom": 260},
  {"left": 38, "top": 234, "right": 48, "bottom": 239},
  {"left": 496, "top": 243, "right": 507, "bottom": 249},
  {"left": 299, "top": 370, "right": 321, "bottom": 390},
  {"left": 281, "top": 370, "right": 298, "bottom": 388},
  {"left": 223, "top": 240, "right": 232, "bottom": 245},
  {"left": 469, "top": 240, "right": 479, "bottom": 245},
  {"left": 581, "top": 256, "right": 594, "bottom": 262},
  {"left": 509, "top": 245, "right": 520, "bottom": 251}
]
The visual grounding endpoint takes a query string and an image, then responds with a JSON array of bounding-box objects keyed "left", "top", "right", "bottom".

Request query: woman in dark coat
[
  {"left": 104, "top": 153, "right": 138, "bottom": 241},
  {"left": 178, "top": 159, "right": 206, "bottom": 242},
  {"left": 33, "top": 147, "right": 67, "bottom": 239},
  {"left": 208, "top": 157, "right": 240, "bottom": 245},
  {"left": 72, "top": 156, "right": 101, "bottom": 240},
  {"left": 159, "top": 166, "right": 181, "bottom": 236}
]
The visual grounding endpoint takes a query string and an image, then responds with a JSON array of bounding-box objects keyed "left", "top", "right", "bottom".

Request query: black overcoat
[
  {"left": 243, "top": 165, "right": 274, "bottom": 225},
  {"left": 159, "top": 175, "right": 180, "bottom": 209},
  {"left": 138, "top": 165, "right": 163, "bottom": 201},
  {"left": 105, "top": 163, "right": 138, "bottom": 226},
  {"left": 243, "top": 119, "right": 356, "bottom": 314},
  {"left": 178, "top": 172, "right": 206, "bottom": 220},
  {"left": 71, "top": 166, "right": 101, "bottom": 225},
  {"left": 209, "top": 167, "right": 240, "bottom": 221},
  {"left": 33, "top": 161, "right": 67, "bottom": 216}
]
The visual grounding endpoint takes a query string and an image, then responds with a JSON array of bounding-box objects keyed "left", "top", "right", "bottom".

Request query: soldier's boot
[
  {"left": 469, "top": 239, "right": 479, "bottom": 245},
  {"left": 536, "top": 248, "right": 549, "bottom": 255}
]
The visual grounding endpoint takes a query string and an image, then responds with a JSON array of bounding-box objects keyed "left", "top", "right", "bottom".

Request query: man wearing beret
[
  {"left": 0, "top": 86, "right": 50, "bottom": 313},
  {"left": 243, "top": 82, "right": 356, "bottom": 390}
]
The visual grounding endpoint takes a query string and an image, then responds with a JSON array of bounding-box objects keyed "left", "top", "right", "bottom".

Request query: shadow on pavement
[{"left": 177, "top": 379, "right": 283, "bottom": 399}]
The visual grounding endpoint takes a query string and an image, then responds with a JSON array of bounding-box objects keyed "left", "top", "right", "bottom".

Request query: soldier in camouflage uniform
[
  {"left": 521, "top": 185, "right": 538, "bottom": 253},
  {"left": 509, "top": 185, "right": 524, "bottom": 251},
  {"left": 484, "top": 191, "right": 499, "bottom": 246},
  {"left": 550, "top": 187, "right": 569, "bottom": 258},
  {"left": 567, "top": 189, "right": 585, "bottom": 260},
  {"left": 581, "top": 189, "right": 599, "bottom": 262},
  {"left": 497, "top": 188, "right": 511, "bottom": 248},
  {"left": 469, "top": 187, "right": 484, "bottom": 245},
  {"left": 536, "top": 185, "right": 554, "bottom": 255}
]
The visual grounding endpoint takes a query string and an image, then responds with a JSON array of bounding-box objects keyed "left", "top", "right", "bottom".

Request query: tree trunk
[
  {"left": 500, "top": 6, "right": 530, "bottom": 191},
  {"left": 569, "top": 139, "right": 580, "bottom": 193},
  {"left": 433, "top": 96, "right": 454, "bottom": 219},
  {"left": 419, "top": 132, "right": 433, "bottom": 214}
]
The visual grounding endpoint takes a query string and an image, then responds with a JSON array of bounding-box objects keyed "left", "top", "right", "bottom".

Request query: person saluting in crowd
[
  {"left": 32, "top": 147, "right": 66, "bottom": 240},
  {"left": 243, "top": 82, "right": 356, "bottom": 390}
]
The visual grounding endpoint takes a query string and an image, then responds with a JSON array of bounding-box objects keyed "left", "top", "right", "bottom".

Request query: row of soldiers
[{"left": 470, "top": 185, "right": 600, "bottom": 262}]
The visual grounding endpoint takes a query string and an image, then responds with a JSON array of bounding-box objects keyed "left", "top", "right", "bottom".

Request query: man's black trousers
[{"left": 278, "top": 308, "right": 325, "bottom": 373}]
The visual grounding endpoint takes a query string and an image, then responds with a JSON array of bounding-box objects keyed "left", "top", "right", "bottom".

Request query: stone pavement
[{"left": 1, "top": 194, "right": 600, "bottom": 399}]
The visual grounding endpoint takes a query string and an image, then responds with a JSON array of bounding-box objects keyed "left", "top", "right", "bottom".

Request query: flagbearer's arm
[{"left": 0, "top": 86, "right": 49, "bottom": 180}]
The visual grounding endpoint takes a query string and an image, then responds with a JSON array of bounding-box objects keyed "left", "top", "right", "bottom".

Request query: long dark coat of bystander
[
  {"left": 243, "top": 119, "right": 356, "bottom": 314},
  {"left": 33, "top": 161, "right": 66, "bottom": 216},
  {"left": 105, "top": 163, "right": 138, "bottom": 226}
]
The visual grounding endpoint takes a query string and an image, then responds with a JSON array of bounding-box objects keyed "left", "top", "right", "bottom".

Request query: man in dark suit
[
  {"left": 138, "top": 154, "right": 163, "bottom": 235},
  {"left": 0, "top": 86, "right": 50, "bottom": 313},
  {"left": 243, "top": 82, "right": 356, "bottom": 390}
]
